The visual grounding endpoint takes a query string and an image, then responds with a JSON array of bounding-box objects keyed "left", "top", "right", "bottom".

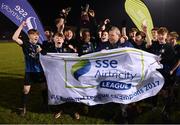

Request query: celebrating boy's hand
[
  {"left": 21, "top": 21, "right": 27, "bottom": 27},
  {"left": 141, "top": 20, "right": 147, "bottom": 33},
  {"left": 12, "top": 20, "right": 27, "bottom": 45}
]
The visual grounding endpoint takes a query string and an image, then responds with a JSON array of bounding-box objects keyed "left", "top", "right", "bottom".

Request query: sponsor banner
[{"left": 40, "top": 48, "right": 164, "bottom": 105}]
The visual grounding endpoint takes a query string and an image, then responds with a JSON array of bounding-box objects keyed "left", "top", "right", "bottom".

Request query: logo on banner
[
  {"left": 71, "top": 60, "right": 91, "bottom": 81},
  {"left": 100, "top": 80, "right": 132, "bottom": 90}
]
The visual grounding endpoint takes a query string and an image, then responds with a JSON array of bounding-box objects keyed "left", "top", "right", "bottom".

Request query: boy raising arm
[{"left": 12, "top": 21, "right": 47, "bottom": 116}]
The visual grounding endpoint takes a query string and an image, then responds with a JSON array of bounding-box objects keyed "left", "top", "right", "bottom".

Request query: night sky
[{"left": 1, "top": 0, "right": 180, "bottom": 34}]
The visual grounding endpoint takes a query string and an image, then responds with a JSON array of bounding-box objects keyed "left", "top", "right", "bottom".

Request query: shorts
[{"left": 24, "top": 72, "right": 46, "bottom": 85}]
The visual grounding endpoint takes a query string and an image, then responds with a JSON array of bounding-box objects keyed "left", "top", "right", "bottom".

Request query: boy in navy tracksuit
[
  {"left": 43, "top": 32, "right": 73, "bottom": 54},
  {"left": 148, "top": 27, "right": 178, "bottom": 121},
  {"left": 96, "top": 30, "right": 110, "bottom": 51},
  {"left": 12, "top": 21, "right": 47, "bottom": 116},
  {"left": 77, "top": 29, "right": 96, "bottom": 56}
]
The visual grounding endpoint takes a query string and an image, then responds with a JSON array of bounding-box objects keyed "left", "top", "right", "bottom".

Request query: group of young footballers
[{"left": 11, "top": 6, "right": 180, "bottom": 122}]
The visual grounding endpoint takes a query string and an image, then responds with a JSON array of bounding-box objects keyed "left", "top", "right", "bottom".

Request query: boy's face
[
  {"left": 28, "top": 33, "right": 39, "bottom": 44},
  {"left": 129, "top": 31, "right": 136, "bottom": 39},
  {"left": 151, "top": 30, "right": 158, "bottom": 39},
  {"left": 82, "top": 32, "right": 91, "bottom": 43},
  {"left": 169, "top": 37, "right": 177, "bottom": 46},
  {"left": 135, "top": 35, "right": 143, "bottom": 43},
  {"left": 64, "top": 30, "right": 73, "bottom": 40},
  {"left": 157, "top": 33, "right": 167, "bottom": 43},
  {"left": 53, "top": 35, "right": 64, "bottom": 44},
  {"left": 101, "top": 32, "right": 108, "bottom": 42}
]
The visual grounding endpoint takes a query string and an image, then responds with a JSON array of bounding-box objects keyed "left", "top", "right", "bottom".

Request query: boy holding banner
[
  {"left": 148, "top": 27, "right": 178, "bottom": 120},
  {"left": 42, "top": 32, "right": 81, "bottom": 120},
  {"left": 12, "top": 21, "right": 47, "bottom": 116}
]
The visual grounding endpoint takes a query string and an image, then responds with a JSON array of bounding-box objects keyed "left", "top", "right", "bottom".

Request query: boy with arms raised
[{"left": 12, "top": 21, "right": 47, "bottom": 116}]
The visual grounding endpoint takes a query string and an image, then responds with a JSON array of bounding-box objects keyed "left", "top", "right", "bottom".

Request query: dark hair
[
  {"left": 151, "top": 27, "right": 159, "bottom": 31},
  {"left": 157, "top": 27, "right": 168, "bottom": 35},
  {"left": 44, "top": 26, "right": 53, "bottom": 32},
  {"left": 129, "top": 28, "right": 138, "bottom": 33},
  {"left": 82, "top": 29, "right": 90, "bottom": 36},
  {"left": 54, "top": 32, "right": 64, "bottom": 38},
  {"left": 101, "top": 30, "right": 108, "bottom": 34},
  {"left": 27, "top": 29, "right": 39, "bottom": 35}
]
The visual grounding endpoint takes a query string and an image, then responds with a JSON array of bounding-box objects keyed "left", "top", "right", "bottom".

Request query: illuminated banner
[
  {"left": 40, "top": 48, "right": 164, "bottom": 105},
  {"left": 0, "top": 0, "right": 46, "bottom": 43},
  {"left": 125, "top": 0, "right": 154, "bottom": 39}
]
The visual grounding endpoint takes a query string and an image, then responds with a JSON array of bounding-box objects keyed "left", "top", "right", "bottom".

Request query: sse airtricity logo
[{"left": 71, "top": 60, "right": 91, "bottom": 81}]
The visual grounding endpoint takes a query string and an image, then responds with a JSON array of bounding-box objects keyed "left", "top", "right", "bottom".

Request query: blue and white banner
[
  {"left": 40, "top": 48, "right": 164, "bottom": 105},
  {"left": 0, "top": 0, "right": 46, "bottom": 43}
]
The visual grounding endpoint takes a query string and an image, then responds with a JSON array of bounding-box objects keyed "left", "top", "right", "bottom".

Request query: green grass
[{"left": 0, "top": 42, "right": 180, "bottom": 124}]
